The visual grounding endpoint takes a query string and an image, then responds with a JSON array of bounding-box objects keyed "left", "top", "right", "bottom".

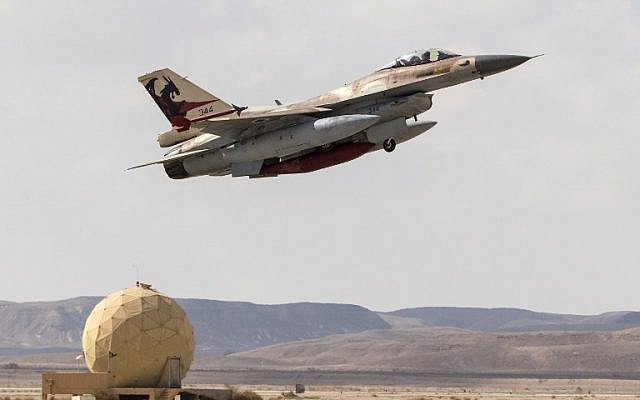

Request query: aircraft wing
[
  {"left": 192, "top": 106, "right": 332, "bottom": 140},
  {"left": 132, "top": 106, "right": 334, "bottom": 169},
  {"left": 127, "top": 148, "right": 211, "bottom": 170}
]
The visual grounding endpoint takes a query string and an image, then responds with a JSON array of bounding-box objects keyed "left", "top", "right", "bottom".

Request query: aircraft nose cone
[{"left": 475, "top": 55, "right": 530, "bottom": 76}]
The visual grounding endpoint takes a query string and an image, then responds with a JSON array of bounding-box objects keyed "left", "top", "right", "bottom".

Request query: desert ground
[{"left": 2, "top": 368, "right": 640, "bottom": 400}]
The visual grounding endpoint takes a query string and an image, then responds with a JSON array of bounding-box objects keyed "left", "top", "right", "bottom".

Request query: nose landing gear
[{"left": 383, "top": 138, "right": 396, "bottom": 153}]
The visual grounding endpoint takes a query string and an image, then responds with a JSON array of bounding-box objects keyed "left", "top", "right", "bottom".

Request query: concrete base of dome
[{"left": 41, "top": 372, "right": 232, "bottom": 400}]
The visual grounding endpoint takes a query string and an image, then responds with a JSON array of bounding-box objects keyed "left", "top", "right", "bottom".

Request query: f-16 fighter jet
[{"left": 132, "top": 49, "right": 536, "bottom": 178}]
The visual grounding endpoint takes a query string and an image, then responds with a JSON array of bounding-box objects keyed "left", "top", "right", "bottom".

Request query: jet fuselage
[{"left": 134, "top": 50, "right": 534, "bottom": 178}]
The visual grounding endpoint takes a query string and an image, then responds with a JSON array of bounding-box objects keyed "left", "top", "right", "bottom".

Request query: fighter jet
[{"left": 132, "top": 49, "right": 537, "bottom": 178}]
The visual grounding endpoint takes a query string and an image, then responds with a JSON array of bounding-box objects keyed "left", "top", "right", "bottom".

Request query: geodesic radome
[{"left": 81, "top": 285, "right": 195, "bottom": 387}]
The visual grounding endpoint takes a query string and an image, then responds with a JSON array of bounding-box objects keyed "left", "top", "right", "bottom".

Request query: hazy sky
[{"left": 1, "top": 1, "right": 638, "bottom": 314}]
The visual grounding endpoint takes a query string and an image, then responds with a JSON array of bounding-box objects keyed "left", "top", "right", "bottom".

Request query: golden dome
[{"left": 81, "top": 285, "right": 195, "bottom": 387}]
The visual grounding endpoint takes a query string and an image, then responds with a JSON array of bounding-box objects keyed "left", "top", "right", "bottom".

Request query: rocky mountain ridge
[
  {"left": 0, "top": 297, "right": 389, "bottom": 355},
  {"left": 1, "top": 297, "right": 639, "bottom": 357}
]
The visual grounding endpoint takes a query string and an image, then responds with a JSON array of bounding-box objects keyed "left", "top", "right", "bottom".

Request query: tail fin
[{"left": 138, "top": 68, "right": 235, "bottom": 131}]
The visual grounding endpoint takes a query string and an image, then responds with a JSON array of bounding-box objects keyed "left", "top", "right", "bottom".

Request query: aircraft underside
[{"left": 163, "top": 93, "right": 437, "bottom": 179}]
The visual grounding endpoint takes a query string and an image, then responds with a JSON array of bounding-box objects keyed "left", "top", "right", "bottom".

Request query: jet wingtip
[{"left": 126, "top": 163, "right": 151, "bottom": 171}]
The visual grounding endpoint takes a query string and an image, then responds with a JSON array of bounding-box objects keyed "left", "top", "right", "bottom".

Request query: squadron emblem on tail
[{"left": 143, "top": 75, "right": 212, "bottom": 127}]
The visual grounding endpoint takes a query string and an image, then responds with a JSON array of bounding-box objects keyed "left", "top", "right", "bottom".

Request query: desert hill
[
  {"left": 384, "top": 307, "right": 640, "bottom": 332},
  {"left": 2, "top": 295, "right": 640, "bottom": 373},
  {"left": 178, "top": 298, "right": 390, "bottom": 354},
  {"left": 0, "top": 297, "right": 389, "bottom": 355},
  {"left": 206, "top": 326, "right": 640, "bottom": 375}
]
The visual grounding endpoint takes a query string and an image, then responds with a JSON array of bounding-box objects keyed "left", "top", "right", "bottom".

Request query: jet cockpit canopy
[{"left": 378, "top": 48, "right": 460, "bottom": 70}]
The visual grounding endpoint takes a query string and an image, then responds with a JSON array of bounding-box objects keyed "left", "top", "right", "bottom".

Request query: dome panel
[
  {"left": 124, "top": 298, "right": 143, "bottom": 314},
  {"left": 142, "top": 296, "right": 158, "bottom": 311}
]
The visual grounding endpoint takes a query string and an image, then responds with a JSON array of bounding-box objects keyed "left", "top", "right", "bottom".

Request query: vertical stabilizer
[{"left": 138, "top": 68, "right": 235, "bottom": 131}]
